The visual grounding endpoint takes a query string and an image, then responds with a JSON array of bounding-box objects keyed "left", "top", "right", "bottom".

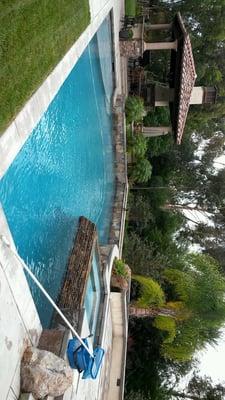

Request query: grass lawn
[
  {"left": 125, "top": 0, "right": 137, "bottom": 17},
  {"left": 0, "top": 0, "right": 90, "bottom": 134}
]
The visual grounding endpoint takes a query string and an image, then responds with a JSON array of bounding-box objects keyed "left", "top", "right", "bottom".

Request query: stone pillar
[
  {"left": 190, "top": 87, "right": 217, "bottom": 105},
  {"left": 155, "top": 86, "right": 174, "bottom": 106},
  {"left": 142, "top": 126, "right": 172, "bottom": 137},
  {"left": 144, "top": 40, "right": 178, "bottom": 51},
  {"left": 190, "top": 87, "right": 205, "bottom": 104}
]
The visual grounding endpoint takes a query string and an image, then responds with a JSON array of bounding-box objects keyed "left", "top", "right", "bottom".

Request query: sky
[{"left": 197, "top": 329, "right": 225, "bottom": 383}]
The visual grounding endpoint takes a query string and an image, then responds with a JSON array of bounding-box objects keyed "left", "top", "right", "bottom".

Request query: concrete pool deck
[{"left": 0, "top": 206, "right": 42, "bottom": 400}]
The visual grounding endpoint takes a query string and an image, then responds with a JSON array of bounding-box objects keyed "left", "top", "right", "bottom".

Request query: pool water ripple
[{"left": 0, "top": 16, "right": 115, "bottom": 326}]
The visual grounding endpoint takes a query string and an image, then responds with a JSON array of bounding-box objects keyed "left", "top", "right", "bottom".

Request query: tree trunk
[
  {"left": 169, "top": 390, "right": 202, "bottom": 400},
  {"left": 163, "top": 203, "right": 209, "bottom": 225},
  {"left": 164, "top": 203, "right": 208, "bottom": 212},
  {"left": 129, "top": 305, "right": 176, "bottom": 318}
]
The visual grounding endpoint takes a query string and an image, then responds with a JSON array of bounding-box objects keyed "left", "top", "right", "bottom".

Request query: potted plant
[
  {"left": 111, "top": 258, "right": 130, "bottom": 291},
  {"left": 119, "top": 28, "right": 134, "bottom": 40}
]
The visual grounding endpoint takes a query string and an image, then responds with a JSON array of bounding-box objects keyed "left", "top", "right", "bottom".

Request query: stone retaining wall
[
  {"left": 59, "top": 217, "right": 98, "bottom": 310},
  {"left": 109, "top": 95, "right": 128, "bottom": 255},
  {"left": 52, "top": 217, "right": 101, "bottom": 331},
  {"left": 120, "top": 39, "right": 142, "bottom": 58}
]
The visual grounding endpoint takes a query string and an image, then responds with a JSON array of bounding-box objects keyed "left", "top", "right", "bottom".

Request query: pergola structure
[{"left": 121, "top": 13, "right": 217, "bottom": 144}]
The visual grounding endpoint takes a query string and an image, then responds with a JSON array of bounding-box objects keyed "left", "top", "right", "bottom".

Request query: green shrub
[
  {"left": 125, "top": 96, "right": 146, "bottom": 123},
  {"left": 153, "top": 315, "right": 176, "bottom": 344},
  {"left": 147, "top": 135, "right": 174, "bottom": 157},
  {"left": 132, "top": 134, "right": 148, "bottom": 159},
  {"left": 114, "top": 259, "right": 128, "bottom": 279},
  {"left": 143, "top": 107, "right": 170, "bottom": 127},
  {"left": 130, "top": 158, "right": 152, "bottom": 183},
  {"left": 132, "top": 275, "right": 165, "bottom": 308}
]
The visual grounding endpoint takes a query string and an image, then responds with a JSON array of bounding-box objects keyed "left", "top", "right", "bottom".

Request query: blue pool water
[
  {"left": 84, "top": 252, "right": 102, "bottom": 341},
  {"left": 0, "top": 16, "right": 114, "bottom": 327}
]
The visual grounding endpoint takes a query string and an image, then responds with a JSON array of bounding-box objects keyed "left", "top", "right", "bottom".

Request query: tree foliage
[
  {"left": 171, "top": 373, "right": 225, "bottom": 400},
  {"left": 153, "top": 315, "right": 176, "bottom": 344},
  {"left": 133, "top": 275, "right": 165, "bottom": 308},
  {"left": 125, "top": 0, "right": 225, "bottom": 397},
  {"left": 129, "top": 158, "right": 153, "bottom": 183},
  {"left": 129, "top": 133, "right": 148, "bottom": 159},
  {"left": 144, "top": 107, "right": 170, "bottom": 127},
  {"left": 125, "top": 96, "right": 146, "bottom": 123}
]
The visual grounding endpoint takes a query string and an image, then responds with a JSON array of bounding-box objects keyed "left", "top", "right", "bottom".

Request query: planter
[
  {"left": 119, "top": 29, "right": 133, "bottom": 40},
  {"left": 111, "top": 263, "right": 131, "bottom": 291}
]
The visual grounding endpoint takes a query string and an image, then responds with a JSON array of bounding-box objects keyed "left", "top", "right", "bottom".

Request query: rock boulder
[{"left": 21, "top": 346, "right": 73, "bottom": 399}]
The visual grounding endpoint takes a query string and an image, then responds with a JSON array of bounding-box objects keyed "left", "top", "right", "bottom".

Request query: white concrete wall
[
  {"left": 0, "top": 0, "right": 122, "bottom": 179},
  {"left": 104, "top": 245, "right": 120, "bottom": 297},
  {"left": 190, "top": 86, "right": 204, "bottom": 104},
  {"left": 0, "top": 206, "right": 42, "bottom": 400},
  {"left": 107, "top": 293, "right": 126, "bottom": 400}
]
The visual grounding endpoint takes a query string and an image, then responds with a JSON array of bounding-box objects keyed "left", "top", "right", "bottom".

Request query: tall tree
[{"left": 170, "top": 374, "right": 225, "bottom": 400}]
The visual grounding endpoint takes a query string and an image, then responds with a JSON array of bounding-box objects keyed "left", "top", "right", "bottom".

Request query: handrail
[{"left": 0, "top": 235, "right": 94, "bottom": 358}]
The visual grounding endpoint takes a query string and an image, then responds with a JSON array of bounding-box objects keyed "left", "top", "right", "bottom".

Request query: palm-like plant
[
  {"left": 125, "top": 96, "right": 146, "bottom": 123},
  {"left": 130, "top": 158, "right": 152, "bottom": 183}
]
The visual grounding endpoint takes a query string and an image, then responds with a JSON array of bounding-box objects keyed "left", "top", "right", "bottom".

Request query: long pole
[{"left": 0, "top": 235, "right": 94, "bottom": 358}]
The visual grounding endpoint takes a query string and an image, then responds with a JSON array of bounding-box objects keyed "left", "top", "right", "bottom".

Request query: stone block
[{"left": 21, "top": 347, "right": 73, "bottom": 399}]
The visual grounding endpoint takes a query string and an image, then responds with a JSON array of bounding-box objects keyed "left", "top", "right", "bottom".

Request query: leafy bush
[
  {"left": 114, "top": 258, "right": 128, "bottom": 279},
  {"left": 131, "top": 134, "right": 148, "bottom": 159},
  {"left": 164, "top": 268, "right": 191, "bottom": 304},
  {"left": 132, "top": 275, "right": 165, "bottom": 308},
  {"left": 147, "top": 135, "right": 174, "bottom": 157},
  {"left": 153, "top": 315, "right": 176, "bottom": 344},
  {"left": 143, "top": 106, "right": 170, "bottom": 127},
  {"left": 125, "top": 96, "right": 146, "bottom": 123},
  {"left": 166, "top": 301, "right": 191, "bottom": 322},
  {"left": 130, "top": 158, "right": 152, "bottom": 183}
]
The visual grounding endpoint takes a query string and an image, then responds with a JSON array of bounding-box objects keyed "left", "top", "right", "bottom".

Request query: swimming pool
[
  {"left": 0, "top": 16, "right": 114, "bottom": 327},
  {"left": 84, "top": 251, "right": 102, "bottom": 342}
]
